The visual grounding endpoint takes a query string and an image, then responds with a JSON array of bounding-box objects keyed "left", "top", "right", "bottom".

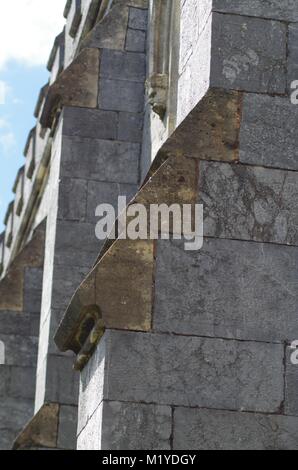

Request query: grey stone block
[
  {"left": 285, "top": 346, "right": 298, "bottom": 416},
  {"left": 105, "top": 330, "right": 284, "bottom": 413},
  {"left": 126, "top": 0, "right": 148, "bottom": 8},
  {"left": 9, "top": 366, "right": 36, "bottom": 399},
  {"left": 128, "top": 7, "right": 148, "bottom": 30},
  {"left": 125, "top": 28, "right": 146, "bottom": 52},
  {"left": 100, "top": 49, "right": 145, "bottom": 82},
  {"left": 0, "top": 366, "right": 9, "bottom": 396},
  {"left": 154, "top": 238, "right": 298, "bottom": 343},
  {"left": 63, "top": 107, "right": 118, "bottom": 140},
  {"left": 0, "top": 428, "right": 18, "bottom": 450},
  {"left": 78, "top": 400, "right": 171, "bottom": 451},
  {"left": 86, "top": 180, "right": 138, "bottom": 223},
  {"left": 118, "top": 112, "right": 143, "bottom": 143},
  {"left": 54, "top": 220, "right": 103, "bottom": 268},
  {"left": 58, "top": 405, "right": 78, "bottom": 449},
  {"left": 62, "top": 136, "right": 140, "bottom": 184},
  {"left": 240, "top": 94, "right": 298, "bottom": 171},
  {"left": 45, "top": 354, "right": 79, "bottom": 406},
  {"left": 0, "top": 397, "right": 33, "bottom": 430},
  {"left": 288, "top": 23, "right": 298, "bottom": 93},
  {"left": 0, "top": 312, "right": 39, "bottom": 336},
  {"left": 211, "top": 13, "right": 287, "bottom": 93},
  {"left": 58, "top": 178, "right": 88, "bottom": 222},
  {"left": 199, "top": 161, "right": 298, "bottom": 246},
  {"left": 213, "top": 0, "right": 298, "bottom": 22},
  {"left": 174, "top": 407, "right": 298, "bottom": 450},
  {"left": 52, "top": 264, "right": 91, "bottom": 310},
  {"left": 101, "top": 401, "right": 171, "bottom": 450},
  {"left": 0, "top": 334, "right": 38, "bottom": 367},
  {"left": 99, "top": 78, "right": 144, "bottom": 113},
  {"left": 23, "top": 267, "right": 43, "bottom": 314}
]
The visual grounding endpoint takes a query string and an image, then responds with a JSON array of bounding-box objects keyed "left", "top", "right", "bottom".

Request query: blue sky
[{"left": 0, "top": 0, "right": 65, "bottom": 232}]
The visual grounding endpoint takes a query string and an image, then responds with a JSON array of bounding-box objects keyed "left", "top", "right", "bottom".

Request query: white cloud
[
  {"left": 0, "top": 132, "right": 16, "bottom": 155},
  {"left": 0, "top": 81, "right": 10, "bottom": 104},
  {"left": 0, "top": 118, "right": 9, "bottom": 129},
  {"left": 0, "top": 0, "right": 65, "bottom": 70}
]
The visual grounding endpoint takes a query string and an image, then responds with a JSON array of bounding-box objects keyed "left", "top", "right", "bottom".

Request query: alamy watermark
[
  {"left": 290, "top": 340, "right": 298, "bottom": 365},
  {"left": 95, "top": 197, "right": 204, "bottom": 251},
  {"left": 0, "top": 340, "right": 5, "bottom": 365},
  {"left": 291, "top": 80, "right": 298, "bottom": 104}
]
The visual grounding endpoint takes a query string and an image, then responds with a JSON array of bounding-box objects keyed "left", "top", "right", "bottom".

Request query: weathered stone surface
[
  {"left": 23, "top": 267, "right": 43, "bottom": 314},
  {"left": 213, "top": 0, "right": 298, "bottom": 22},
  {"left": 41, "top": 48, "right": 100, "bottom": 128},
  {"left": 135, "top": 155, "right": 198, "bottom": 212},
  {"left": 199, "top": 161, "right": 298, "bottom": 246},
  {"left": 0, "top": 397, "right": 33, "bottom": 438},
  {"left": 94, "top": 240, "right": 154, "bottom": 331},
  {"left": 154, "top": 238, "right": 298, "bottom": 343},
  {"left": 0, "top": 232, "right": 43, "bottom": 449},
  {"left": 57, "top": 405, "right": 78, "bottom": 449},
  {"left": 51, "top": 264, "right": 91, "bottom": 311},
  {"left": 61, "top": 136, "right": 140, "bottom": 184},
  {"left": 9, "top": 366, "right": 36, "bottom": 399},
  {"left": 99, "top": 78, "right": 144, "bottom": 113},
  {"left": 100, "top": 401, "right": 171, "bottom": 450},
  {"left": 164, "top": 88, "right": 242, "bottom": 162},
  {"left": 126, "top": 0, "right": 148, "bottom": 8},
  {"left": 125, "top": 28, "right": 146, "bottom": 52},
  {"left": 81, "top": 4, "right": 129, "bottom": 51},
  {"left": 0, "top": 268, "right": 23, "bottom": 311},
  {"left": 100, "top": 50, "right": 146, "bottom": 82},
  {"left": 128, "top": 7, "right": 148, "bottom": 30},
  {"left": 0, "top": 311, "right": 39, "bottom": 336},
  {"left": 78, "top": 400, "right": 171, "bottom": 451},
  {"left": 54, "top": 220, "right": 101, "bottom": 268},
  {"left": 58, "top": 178, "right": 88, "bottom": 222},
  {"left": 54, "top": 240, "right": 154, "bottom": 354},
  {"left": 78, "top": 335, "right": 106, "bottom": 435},
  {"left": 285, "top": 346, "right": 298, "bottom": 417},
  {"left": 44, "top": 355, "right": 79, "bottom": 405},
  {"left": 0, "top": 228, "right": 44, "bottom": 311},
  {"left": 174, "top": 408, "right": 298, "bottom": 450},
  {"left": 63, "top": 107, "right": 118, "bottom": 141},
  {"left": 86, "top": 180, "right": 138, "bottom": 223},
  {"left": 0, "top": 429, "right": 17, "bottom": 451},
  {"left": 118, "top": 112, "right": 143, "bottom": 143},
  {"left": 0, "top": 366, "right": 9, "bottom": 396},
  {"left": 211, "top": 13, "right": 287, "bottom": 93},
  {"left": 13, "top": 403, "right": 59, "bottom": 450},
  {"left": 105, "top": 330, "right": 284, "bottom": 413},
  {"left": 240, "top": 94, "right": 298, "bottom": 171},
  {"left": 6, "top": 0, "right": 297, "bottom": 453},
  {"left": 0, "top": 334, "right": 38, "bottom": 367}
]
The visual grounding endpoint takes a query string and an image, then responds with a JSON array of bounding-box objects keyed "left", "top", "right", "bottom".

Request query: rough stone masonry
[{"left": 0, "top": 0, "right": 298, "bottom": 450}]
